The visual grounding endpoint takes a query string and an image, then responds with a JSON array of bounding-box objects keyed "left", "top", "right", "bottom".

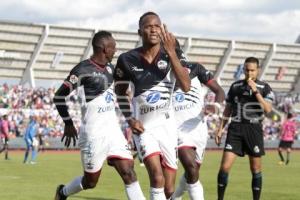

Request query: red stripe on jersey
[{"left": 89, "top": 58, "right": 106, "bottom": 72}]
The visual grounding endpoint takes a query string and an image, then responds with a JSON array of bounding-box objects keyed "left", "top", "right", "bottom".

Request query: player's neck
[
  {"left": 90, "top": 55, "right": 107, "bottom": 66},
  {"left": 141, "top": 44, "right": 160, "bottom": 62}
]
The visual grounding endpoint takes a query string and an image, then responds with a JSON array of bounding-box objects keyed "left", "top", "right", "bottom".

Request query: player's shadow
[{"left": 72, "top": 196, "right": 118, "bottom": 200}]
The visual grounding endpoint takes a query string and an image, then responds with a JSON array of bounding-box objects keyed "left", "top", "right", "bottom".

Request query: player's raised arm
[{"left": 159, "top": 24, "right": 190, "bottom": 92}]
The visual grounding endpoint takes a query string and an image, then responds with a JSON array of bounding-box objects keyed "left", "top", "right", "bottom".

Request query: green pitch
[{"left": 0, "top": 150, "right": 299, "bottom": 200}]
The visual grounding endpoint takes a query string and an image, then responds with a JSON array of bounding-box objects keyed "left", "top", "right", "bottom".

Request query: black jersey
[
  {"left": 64, "top": 58, "right": 114, "bottom": 103},
  {"left": 226, "top": 79, "right": 274, "bottom": 123},
  {"left": 113, "top": 46, "right": 187, "bottom": 128}
]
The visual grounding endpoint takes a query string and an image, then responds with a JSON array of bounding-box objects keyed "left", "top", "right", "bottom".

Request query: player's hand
[
  {"left": 62, "top": 124, "right": 78, "bottom": 147},
  {"left": 159, "top": 24, "right": 176, "bottom": 55},
  {"left": 214, "top": 130, "right": 223, "bottom": 146},
  {"left": 128, "top": 118, "right": 145, "bottom": 135},
  {"left": 247, "top": 78, "right": 257, "bottom": 92}
]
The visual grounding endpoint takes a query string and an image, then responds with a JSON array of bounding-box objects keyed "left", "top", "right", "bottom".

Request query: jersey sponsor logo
[
  {"left": 69, "top": 74, "right": 78, "bottom": 84},
  {"left": 140, "top": 102, "right": 169, "bottom": 115},
  {"left": 146, "top": 92, "right": 161, "bottom": 104},
  {"left": 97, "top": 105, "right": 115, "bottom": 113},
  {"left": 174, "top": 102, "right": 195, "bottom": 112},
  {"left": 105, "top": 93, "right": 113, "bottom": 103},
  {"left": 175, "top": 93, "right": 185, "bottom": 102},
  {"left": 157, "top": 60, "right": 168, "bottom": 70}
]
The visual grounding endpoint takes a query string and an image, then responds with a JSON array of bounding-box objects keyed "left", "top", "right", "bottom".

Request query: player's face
[
  {"left": 106, "top": 38, "right": 116, "bottom": 62},
  {"left": 244, "top": 62, "right": 259, "bottom": 80},
  {"left": 139, "top": 15, "right": 161, "bottom": 45}
]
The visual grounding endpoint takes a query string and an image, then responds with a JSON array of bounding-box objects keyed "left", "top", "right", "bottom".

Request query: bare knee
[
  {"left": 150, "top": 173, "right": 165, "bottom": 187},
  {"left": 82, "top": 173, "right": 100, "bottom": 189},
  {"left": 119, "top": 168, "right": 137, "bottom": 185}
]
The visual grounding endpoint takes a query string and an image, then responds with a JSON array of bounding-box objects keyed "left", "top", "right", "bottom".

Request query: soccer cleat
[{"left": 55, "top": 184, "right": 67, "bottom": 200}]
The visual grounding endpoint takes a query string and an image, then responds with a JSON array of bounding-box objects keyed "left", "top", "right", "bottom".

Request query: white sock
[
  {"left": 150, "top": 187, "right": 167, "bottom": 200},
  {"left": 63, "top": 176, "right": 83, "bottom": 196},
  {"left": 187, "top": 180, "right": 204, "bottom": 200},
  {"left": 125, "top": 181, "right": 146, "bottom": 200},
  {"left": 173, "top": 175, "right": 187, "bottom": 200}
]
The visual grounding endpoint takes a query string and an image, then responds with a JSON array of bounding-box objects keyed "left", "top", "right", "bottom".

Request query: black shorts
[
  {"left": 279, "top": 141, "right": 293, "bottom": 149},
  {"left": 224, "top": 122, "right": 265, "bottom": 157}
]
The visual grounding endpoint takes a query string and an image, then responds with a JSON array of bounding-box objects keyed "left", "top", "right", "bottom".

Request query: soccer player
[
  {"left": 278, "top": 113, "right": 297, "bottom": 165},
  {"left": 215, "top": 57, "right": 274, "bottom": 200},
  {"left": 172, "top": 60, "right": 225, "bottom": 200},
  {"left": 23, "top": 115, "right": 39, "bottom": 164},
  {"left": 0, "top": 114, "right": 10, "bottom": 160},
  {"left": 53, "top": 31, "right": 145, "bottom": 200},
  {"left": 114, "top": 12, "right": 190, "bottom": 200}
]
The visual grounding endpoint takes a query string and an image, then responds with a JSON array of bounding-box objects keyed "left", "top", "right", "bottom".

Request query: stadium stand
[{"left": 0, "top": 20, "right": 299, "bottom": 149}]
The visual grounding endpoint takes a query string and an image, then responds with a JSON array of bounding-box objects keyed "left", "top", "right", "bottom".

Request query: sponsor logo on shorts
[
  {"left": 225, "top": 144, "right": 233, "bottom": 150},
  {"left": 254, "top": 145, "right": 260, "bottom": 153}
]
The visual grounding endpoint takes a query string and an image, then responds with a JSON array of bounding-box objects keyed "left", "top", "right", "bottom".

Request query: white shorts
[
  {"left": 177, "top": 118, "right": 208, "bottom": 164},
  {"left": 78, "top": 123, "right": 133, "bottom": 173},
  {"left": 133, "top": 117, "right": 178, "bottom": 171}
]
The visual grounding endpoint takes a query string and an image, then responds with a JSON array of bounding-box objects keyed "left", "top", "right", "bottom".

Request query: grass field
[{"left": 0, "top": 150, "right": 299, "bottom": 200}]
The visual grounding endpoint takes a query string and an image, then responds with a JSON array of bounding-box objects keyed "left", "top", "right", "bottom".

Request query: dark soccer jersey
[
  {"left": 64, "top": 59, "right": 114, "bottom": 103},
  {"left": 226, "top": 79, "right": 274, "bottom": 123},
  {"left": 113, "top": 46, "right": 187, "bottom": 128},
  {"left": 173, "top": 62, "right": 214, "bottom": 124}
]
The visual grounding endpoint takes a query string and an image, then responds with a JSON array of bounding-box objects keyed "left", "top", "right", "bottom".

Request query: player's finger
[
  {"left": 163, "top": 24, "right": 170, "bottom": 41},
  {"left": 160, "top": 24, "right": 167, "bottom": 40}
]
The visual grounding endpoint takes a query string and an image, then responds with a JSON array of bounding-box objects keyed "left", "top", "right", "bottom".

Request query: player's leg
[
  {"left": 249, "top": 156, "right": 262, "bottom": 200},
  {"left": 108, "top": 125, "right": 146, "bottom": 200},
  {"left": 144, "top": 155, "right": 167, "bottom": 200},
  {"left": 163, "top": 167, "right": 176, "bottom": 199},
  {"left": 246, "top": 123, "right": 265, "bottom": 200},
  {"left": 217, "top": 151, "right": 237, "bottom": 200},
  {"left": 111, "top": 158, "right": 145, "bottom": 200},
  {"left": 177, "top": 147, "right": 204, "bottom": 200},
  {"left": 55, "top": 135, "right": 106, "bottom": 200},
  {"left": 286, "top": 146, "right": 291, "bottom": 165},
  {"left": 4, "top": 138, "right": 9, "bottom": 160},
  {"left": 277, "top": 141, "right": 285, "bottom": 164},
  {"left": 23, "top": 141, "right": 31, "bottom": 163}
]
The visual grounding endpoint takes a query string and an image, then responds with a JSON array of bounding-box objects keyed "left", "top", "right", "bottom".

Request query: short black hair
[
  {"left": 92, "top": 31, "right": 113, "bottom": 52},
  {"left": 244, "top": 57, "right": 260, "bottom": 68},
  {"left": 139, "top": 11, "right": 159, "bottom": 28}
]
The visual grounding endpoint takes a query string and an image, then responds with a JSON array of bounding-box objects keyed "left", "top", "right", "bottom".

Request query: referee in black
[{"left": 215, "top": 57, "right": 274, "bottom": 200}]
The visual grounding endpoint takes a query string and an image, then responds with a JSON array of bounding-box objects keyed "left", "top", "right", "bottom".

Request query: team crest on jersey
[
  {"left": 116, "top": 68, "right": 124, "bottom": 78},
  {"left": 175, "top": 93, "right": 185, "bottom": 102},
  {"left": 69, "top": 74, "right": 78, "bottom": 84},
  {"left": 146, "top": 92, "right": 161, "bottom": 104},
  {"left": 106, "top": 66, "right": 112, "bottom": 74},
  {"left": 157, "top": 60, "right": 168, "bottom": 70}
]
